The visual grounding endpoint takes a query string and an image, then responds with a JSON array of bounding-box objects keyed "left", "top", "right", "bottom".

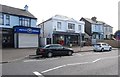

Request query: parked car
[
  {"left": 36, "top": 44, "right": 74, "bottom": 58},
  {"left": 93, "top": 42, "right": 112, "bottom": 52}
]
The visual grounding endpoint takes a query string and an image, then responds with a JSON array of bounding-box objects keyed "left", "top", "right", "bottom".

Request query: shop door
[
  {"left": 19, "top": 33, "right": 38, "bottom": 48},
  {"left": 2, "top": 34, "right": 14, "bottom": 48}
]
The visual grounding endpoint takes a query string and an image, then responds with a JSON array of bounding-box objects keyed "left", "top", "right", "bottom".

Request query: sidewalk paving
[{"left": 1, "top": 46, "right": 118, "bottom": 63}]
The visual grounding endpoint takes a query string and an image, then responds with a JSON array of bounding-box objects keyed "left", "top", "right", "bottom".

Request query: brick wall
[{"left": 97, "top": 40, "right": 120, "bottom": 48}]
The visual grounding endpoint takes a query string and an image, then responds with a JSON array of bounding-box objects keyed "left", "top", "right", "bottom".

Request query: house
[
  {"left": 103, "top": 23, "right": 113, "bottom": 39},
  {"left": 0, "top": 4, "right": 40, "bottom": 48},
  {"left": 38, "top": 15, "right": 85, "bottom": 46},
  {"left": 80, "top": 17, "right": 113, "bottom": 45},
  {"left": 80, "top": 17, "right": 104, "bottom": 44}
]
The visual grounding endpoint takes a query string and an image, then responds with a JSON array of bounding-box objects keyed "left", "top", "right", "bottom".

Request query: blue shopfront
[{"left": 14, "top": 26, "right": 40, "bottom": 48}]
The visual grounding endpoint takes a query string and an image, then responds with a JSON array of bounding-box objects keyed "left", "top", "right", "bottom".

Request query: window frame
[
  {"left": 0, "top": 13, "right": 4, "bottom": 25},
  {"left": 68, "top": 23, "right": 75, "bottom": 30},
  {"left": 19, "top": 17, "right": 30, "bottom": 27},
  {"left": 57, "top": 22, "right": 62, "bottom": 30},
  {"left": 78, "top": 25, "right": 81, "bottom": 31},
  {"left": 6, "top": 14, "right": 10, "bottom": 26}
]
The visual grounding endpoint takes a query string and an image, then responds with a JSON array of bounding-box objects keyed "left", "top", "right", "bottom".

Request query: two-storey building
[
  {"left": 0, "top": 4, "right": 40, "bottom": 48},
  {"left": 103, "top": 23, "right": 113, "bottom": 39},
  {"left": 80, "top": 17, "right": 113, "bottom": 45},
  {"left": 38, "top": 15, "right": 85, "bottom": 46},
  {"left": 80, "top": 17, "right": 104, "bottom": 44}
]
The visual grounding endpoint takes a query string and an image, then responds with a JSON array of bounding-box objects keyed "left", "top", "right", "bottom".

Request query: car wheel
[
  {"left": 47, "top": 52, "right": 53, "bottom": 58},
  {"left": 109, "top": 47, "right": 112, "bottom": 51},
  {"left": 68, "top": 51, "right": 73, "bottom": 56},
  {"left": 101, "top": 48, "right": 104, "bottom": 52}
]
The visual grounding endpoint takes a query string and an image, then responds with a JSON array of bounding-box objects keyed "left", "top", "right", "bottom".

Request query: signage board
[{"left": 14, "top": 26, "right": 40, "bottom": 34}]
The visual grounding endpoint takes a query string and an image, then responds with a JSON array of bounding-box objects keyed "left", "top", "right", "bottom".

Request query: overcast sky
[{"left": 1, "top": 0, "right": 119, "bottom": 33}]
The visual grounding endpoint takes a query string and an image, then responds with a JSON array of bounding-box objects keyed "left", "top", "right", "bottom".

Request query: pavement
[{"left": 0, "top": 46, "right": 117, "bottom": 63}]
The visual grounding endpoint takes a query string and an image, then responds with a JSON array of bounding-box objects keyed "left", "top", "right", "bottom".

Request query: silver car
[{"left": 93, "top": 43, "right": 112, "bottom": 52}]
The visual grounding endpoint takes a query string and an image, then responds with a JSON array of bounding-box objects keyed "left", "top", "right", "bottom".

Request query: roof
[
  {"left": 81, "top": 18, "right": 103, "bottom": 25},
  {"left": 81, "top": 17, "right": 113, "bottom": 28},
  {"left": 53, "top": 15, "right": 84, "bottom": 24},
  {"left": 0, "top": 4, "right": 37, "bottom": 19},
  {"left": 38, "top": 15, "right": 85, "bottom": 26}
]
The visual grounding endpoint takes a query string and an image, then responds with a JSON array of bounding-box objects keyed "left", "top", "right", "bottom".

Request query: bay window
[{"left": 19, "top": 17, "right": 30, "bottom": 27}]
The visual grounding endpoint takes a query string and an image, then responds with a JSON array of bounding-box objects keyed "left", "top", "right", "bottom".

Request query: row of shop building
[{"left": 0, "top": 4, "right": 113, "bottom": 48}]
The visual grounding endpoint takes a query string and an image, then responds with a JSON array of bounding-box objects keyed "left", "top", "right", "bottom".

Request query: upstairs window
[
  {"left": 24, "top": 18, "right": 30, "bottom": 26},
  {"left": 19, "top": 17, "right": 22, "bottom": 26},
  {"left": 109, "top": 28, "right": 112, "bottom": 33},
  {"left": 6, "top": 14, "right": 10, "bottom": 26},
  {"left": 68, "top": 23, "right": 75, "bottom": 30},
  {"left": 57, "top": 22, "right": 62, "bottom": 30},
  {"left": 19, "top": 17, "right": 30, "bottom": 27},
  {"left": 78, "top": 25, "right": 81, "bottom": 31},
  {"left": 0, "top": 13, "right": 4, "bottom": 25}
]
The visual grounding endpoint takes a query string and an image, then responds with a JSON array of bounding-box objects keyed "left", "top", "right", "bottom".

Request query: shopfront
[
  {"left": 14, "top": 26, "right": 40, "bottom": 48},
  {"left": 53, "top": 31, "right": 82, "bottom": 46},
  {"left": 1, "top": 28, "right": 14, "bottom": 48}
]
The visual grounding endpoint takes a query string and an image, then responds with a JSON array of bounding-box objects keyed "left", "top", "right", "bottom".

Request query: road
[{"left": 2, "top": 49, "right": 119, "bottom": 77}]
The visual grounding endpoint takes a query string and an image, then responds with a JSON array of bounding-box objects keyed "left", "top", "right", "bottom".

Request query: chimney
[
  {"left": 24, "top": 5, "right": 28, "bottom": 11},
  {"left": 91, "top": 16, "right": 97, "bottom": 22}
]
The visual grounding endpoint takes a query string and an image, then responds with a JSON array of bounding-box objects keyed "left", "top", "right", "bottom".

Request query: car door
[
  {"left": 106, "top": 44, "right": 110, "bottom": 50},
  {"left": 54, "top": 45, "right": 66, "bottom": 55},
  {"left": 51, "top": 45, "right": 62, "bottom": 56},
  {"left": 102, "top": 44, "right": 108, "bottom": 50},
  {"left": 48, "top": 45, "right": 59, "bottom": 55},
  {"left": 58, "top": 45, "right": 68, "bottom": 55}
]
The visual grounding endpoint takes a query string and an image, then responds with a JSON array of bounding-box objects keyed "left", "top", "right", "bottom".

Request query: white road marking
[
  {"left": 92, "top": 58, "right": 101, "bottom": 63},
  {"left": 41, "top": 65, "right": 66, "bottom": 73},
  {"left": 33, "top": 71, "right": 44, "bottom": 77},
  {"left": 75, "top": 54, "right": 83, "bottom": 56},
  {"left": 33, "top": 71, "right": 42, "bottom": 76},
  {"left": 40, "top": 55, "right": 119, "bottom": 74},
  {"left": 66, "top": 62, "right": 90, "bottom": 66},
  {"left": 24, "top": 58, "right": 58, "bottom": 62}
]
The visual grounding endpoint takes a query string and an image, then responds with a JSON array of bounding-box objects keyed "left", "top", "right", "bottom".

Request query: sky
[{"left": 1, "top": 0, "right": 119, "bottom": 33}]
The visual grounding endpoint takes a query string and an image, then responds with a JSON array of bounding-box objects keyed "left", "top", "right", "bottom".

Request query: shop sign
[{"left": 14, "top": 27, "right": 40, "bottom": 34}]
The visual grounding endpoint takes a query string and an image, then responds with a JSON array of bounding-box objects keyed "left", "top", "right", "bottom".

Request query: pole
[{"left": 80, "top": 32, "right": 82, "bottom": 51}]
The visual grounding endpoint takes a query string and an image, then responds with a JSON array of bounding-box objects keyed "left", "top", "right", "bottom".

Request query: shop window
[
  {"left": 0, "top": 13, "right": 4, "bottom": 25},
  {"left": 6, "top": 14, "right": 10, "bottom": 26}
]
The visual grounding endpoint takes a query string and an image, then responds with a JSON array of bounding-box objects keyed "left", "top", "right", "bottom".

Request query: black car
[{"left": 36, "top": 44, "right": 74, "bottom": 58}]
